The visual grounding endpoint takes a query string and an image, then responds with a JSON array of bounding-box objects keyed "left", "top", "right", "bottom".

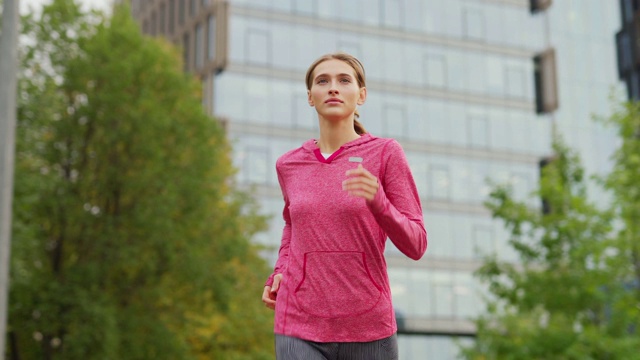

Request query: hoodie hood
[
  {"left": 301, "top": 133, "right": 378, "bottom": 152},
  {"left": 301, "top": 133, "right": 379, "bottom": 164}
]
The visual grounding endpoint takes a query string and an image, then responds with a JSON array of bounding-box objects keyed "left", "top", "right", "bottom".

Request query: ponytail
[{"left": 354, "top": 109, "right": 367, "bottom": 135}]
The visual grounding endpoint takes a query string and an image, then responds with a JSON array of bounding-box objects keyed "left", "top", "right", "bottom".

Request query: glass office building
[{"left": 130, "top": 0, "right": 622, "bottom": 358}]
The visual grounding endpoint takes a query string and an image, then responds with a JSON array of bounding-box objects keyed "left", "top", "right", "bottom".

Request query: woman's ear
[
  {"left": 308, "top": 90, "right": 314, "bottom": 106},
  {"left": 357, "top": 87, "right": 367, "bottom": 105}
]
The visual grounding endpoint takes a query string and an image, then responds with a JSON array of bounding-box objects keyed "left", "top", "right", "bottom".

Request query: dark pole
[{"left": 0, "top": 0, "right": 20, "bottom": 357}]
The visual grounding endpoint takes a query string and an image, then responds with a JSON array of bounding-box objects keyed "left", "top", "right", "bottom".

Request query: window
[
  {"left": 246, "top": 78, "right": 269, "bottom": 124},
  {"left": 454, "top": 273, "right": 477, "bottom": 319},
  {"left": 195, "top": 23, "right": 204, "bottom": 69},
  {"left": 337, "top": 41, "right": 361, "bottom": 59},
  {"left": 244, "top": 147, "right": 270, "bottom": 184},
  {"left": 382, "top": 0, "right": 403, "bottom": 28},
  {"left": 428, "top": 166, "right": 451, "bottom": 200},
  {"left": 510, "top": 173, "right": 531, "bottom": 201},
  {"left": 207, "top": 16, "right": 216, "bottom": 60},
  {"left": 246, "top": 30, "right": 271, "bottom": 65},
  {"left": 190, "top": 0, "right": 196, "bottom": 16},
  {"left": 463, "top": 9, "right": 485, "bottom": 41},
  {"left": 467, "top": 115, "right": 489, "bottom": 148},
  {"left": 507, "top": 66, "right": 527, "bottom": 99},
  {"left": 383, "top": 104, "right": 407, "bottom": 138},
  {"left": 293, "top": 93, "right": 316, "bottom": 130},
  {"left": 294, "top": 0, "right": 316, "bottom": 15},
  {"left": 534, "top": 48, "right": 559, "bottom": 113},
  {"left": 486, "top": 56, "right": 505, "bottom": 95},
  {"left": 473, "top": 225, "right": 495, "bottom": 258},
  {"left": 424, "top": 54, "right": 446, "bottom": 88},
  {"left": 433, "top": 281, "right": 454, "bottom": 317}
]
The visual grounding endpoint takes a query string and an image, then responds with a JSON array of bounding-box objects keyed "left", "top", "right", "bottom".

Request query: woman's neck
[{"left": 316, "top": 117, "right": 360, "bottom": 154}]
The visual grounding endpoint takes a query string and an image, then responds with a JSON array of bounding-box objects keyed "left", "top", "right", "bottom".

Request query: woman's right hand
[{"left": 262, "top": 274, "right": 283, "bottom": 310}]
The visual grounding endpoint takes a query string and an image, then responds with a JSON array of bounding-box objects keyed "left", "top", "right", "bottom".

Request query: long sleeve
[
  {"left": 366, "top": 139, "right": 427, "bottom": 260},
  {"left": 265, "top": 167, "right": 292, "bottom": 287}
]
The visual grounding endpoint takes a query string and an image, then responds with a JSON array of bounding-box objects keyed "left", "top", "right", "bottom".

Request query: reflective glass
[
  {"left": 271, "top": 80, "right": 294, "bottom": 127},
  {"left": 272, "top": 22, "right": 294, "bottom": 69},
  {"left": 404, "top": 0, "right": 424, "bottom": 32},
  {"left": 432, "top": 273, "right": 454, "bottom": 317},
  {"left": 484, "top": 5, "right": 505, "bottom": 44},
  {"left": 271, "top": 0, "right": 292, "bottom": 12},
  {"left": 293, "top": 0, "right": 316, "bottom": 16},
  {"left": 429, "top": 166, "right": 451, "bottom": 201},
  {"left": 228, "top": 16, "right": 245, "bottom": 62},
  {"left": 473, "top": 225, "right": 495, "bottom": 258},
  {"left": 247, "top": 30, "right": 271, "bottom": 65},
  {"left": 382, "top": 0, "right": 403, "bottom": 28},
  {"left": 246, "top": 77, "right": 270, "bottom": 123},
  {"left": 463, "top": 8, "right": 485, "bottom": 41},
  {"left": 409, "top": 269, "right": 431, "bottom": 317},
  {"left": 424, "top": 99, "right": 448, "bottom": 144},
  {"left": 424, "top": 54, "right": 446, "bottom": 88},
  {"left": 468, "top": 115, "right": 488, "bottom": 148},
  {"left": 338, "top": 0, "right": 361, "bottom": 23},
  {"left": 213, "top": 73, "right": 245, "bottom": 121},
  {"left": 423, "top": 0, "right": 445, "bottom": 35},
  {"left": 485, "top": 55, "right": 505, "bottom": 96},
  {"left": 383, "top": 104, "right": 408, "bottom": 138}
]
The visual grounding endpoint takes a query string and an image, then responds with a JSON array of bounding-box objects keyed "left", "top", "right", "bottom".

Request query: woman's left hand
[{"left": 343, "top": 164, "right": 379, "bottom": 201}]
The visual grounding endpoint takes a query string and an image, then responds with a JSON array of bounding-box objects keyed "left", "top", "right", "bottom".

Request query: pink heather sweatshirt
[{"left": 265, "top": 133, "right": 427, "bottom": 343}]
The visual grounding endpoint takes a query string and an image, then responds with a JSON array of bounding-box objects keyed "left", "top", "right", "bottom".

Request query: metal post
[{"left": 0, "top": 0, "right": 20, "bottom": 357}]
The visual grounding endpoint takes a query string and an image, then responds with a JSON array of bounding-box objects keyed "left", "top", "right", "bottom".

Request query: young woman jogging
[{"left": 262, "top": 52, "right": 428, "bottom": 360}]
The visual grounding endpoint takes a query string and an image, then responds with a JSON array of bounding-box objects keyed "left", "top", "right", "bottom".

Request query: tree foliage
[
  {"left": 461, "top": 104, "right": 640, "bottom": 359},
  {"left": 8, "top": 1, "right": 274, "bottom": 359}
]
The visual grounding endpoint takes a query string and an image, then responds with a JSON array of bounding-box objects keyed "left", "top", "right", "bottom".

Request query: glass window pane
[
  {"left": 428, "top": 166, "right": 451, "bottom": 200},
  {"left": 468, "top": 115, "right": 489, "bottom": 148},
  {"left": 244, "top": 147, "right": 270, "bottom": 184},
  {"left": 382, "top": 0, "right": 403, "bottom": 28},
  {"left": 463, "top": 8, "right": 485, "bottom": 41},
  {"left": 424, "top": 54, "right": 446, "bottom": 88},
  {"left": 247, "top": 30, "right": 271, "bottom": 65},
  {"left": 506, "top": 66, "right": 526, "bottom": 98},
  {"left": 383, "top": 104, "right": 407, "bottom": 138}
]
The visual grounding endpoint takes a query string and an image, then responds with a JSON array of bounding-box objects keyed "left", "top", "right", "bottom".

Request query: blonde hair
[{"left": 305, "top": 52, "right": 367, "bottom": 135}]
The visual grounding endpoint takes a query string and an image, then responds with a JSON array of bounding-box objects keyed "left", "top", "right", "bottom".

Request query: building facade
[{"left": 130, "top": 0, "right": 622, "bottom": 358}]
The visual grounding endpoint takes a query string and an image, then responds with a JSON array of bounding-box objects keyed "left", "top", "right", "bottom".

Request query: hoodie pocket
[{"left": 294, "top": 251, "right": 382, "bottom": 318}]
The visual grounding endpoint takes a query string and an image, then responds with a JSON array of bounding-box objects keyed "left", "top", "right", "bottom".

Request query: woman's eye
[
  {"left": 340, "top": 78, "right": 351, "bottom": 83},
  {"left": 317, "top": 79, "right": 328, "bottom": 84}
]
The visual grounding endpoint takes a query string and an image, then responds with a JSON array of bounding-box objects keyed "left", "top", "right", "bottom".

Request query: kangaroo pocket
[{"left": 294, "top": 251, "right": 382, "bottom": 318}]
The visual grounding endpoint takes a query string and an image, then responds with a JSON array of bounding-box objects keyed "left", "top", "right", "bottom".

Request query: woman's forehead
[{"left": 313, "top": 59, "right": 356, "bottom": 77}]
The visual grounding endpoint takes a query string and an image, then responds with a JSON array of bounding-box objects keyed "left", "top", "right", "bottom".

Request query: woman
[{"left": 262, "top": 52, "right": 427, "bottom": 360}]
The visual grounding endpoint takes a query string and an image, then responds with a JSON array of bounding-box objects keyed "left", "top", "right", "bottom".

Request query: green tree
[
  {"left": 462, "top": 107, "right": 640, "bottom": 359},
  {"left": 8, "top": 1, "right": 274, "bottom": 359}
]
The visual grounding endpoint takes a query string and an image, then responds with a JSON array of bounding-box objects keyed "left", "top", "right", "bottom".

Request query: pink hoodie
[{"left": 265, "top": 133, "right": 427, "bottom": 342}]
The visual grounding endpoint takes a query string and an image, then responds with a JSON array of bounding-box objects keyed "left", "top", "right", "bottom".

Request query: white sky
[{"left": 21, "top": 0, "right": 113, "bottom": 14}]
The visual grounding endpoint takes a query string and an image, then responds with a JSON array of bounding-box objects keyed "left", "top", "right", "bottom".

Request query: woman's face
[{"left": 308, "top": 59, "right": 366, "bottom": 122}]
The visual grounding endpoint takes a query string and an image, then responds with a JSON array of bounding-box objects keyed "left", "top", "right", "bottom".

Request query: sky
[{"left": 21, "top": 0, "right": 113, "bottom": 14}]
